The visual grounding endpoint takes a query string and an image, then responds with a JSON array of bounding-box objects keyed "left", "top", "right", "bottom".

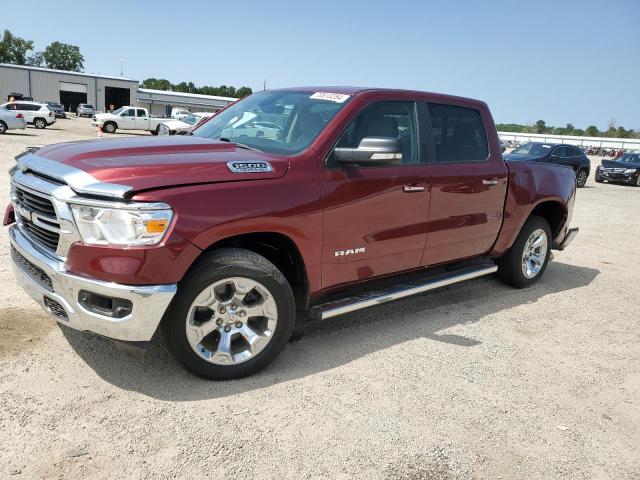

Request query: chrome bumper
[{"left": 9, "top": 225, "right": 177, "bottom": 342}]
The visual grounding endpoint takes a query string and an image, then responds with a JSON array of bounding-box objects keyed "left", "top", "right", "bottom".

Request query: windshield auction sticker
[{"left": 309, "top": 92, "right": 351, "bottom": 103}]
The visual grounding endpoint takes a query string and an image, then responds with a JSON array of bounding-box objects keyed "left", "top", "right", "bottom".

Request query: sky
[{"left": 4, "top": 0, "right": 639, "bottom": 130}]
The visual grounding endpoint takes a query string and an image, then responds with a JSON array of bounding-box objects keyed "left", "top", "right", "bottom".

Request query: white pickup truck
[{"left": 91, "top": 106, "right": 167, "bottom": 135}]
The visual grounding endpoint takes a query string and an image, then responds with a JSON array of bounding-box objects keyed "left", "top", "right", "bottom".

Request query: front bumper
[
  {"left": 9, "top": 225, "right": 177, "bottom": 342},
  {"left": 596, "top": 171, "right": 637, "bottom": 184}
]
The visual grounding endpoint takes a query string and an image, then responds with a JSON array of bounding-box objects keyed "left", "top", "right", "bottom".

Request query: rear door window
[
  {"left": 136, "top": 109, "right": 147, "bottom": 117},
  {"left": 427, "top": 103, "right": 488, "bottom": 162}
]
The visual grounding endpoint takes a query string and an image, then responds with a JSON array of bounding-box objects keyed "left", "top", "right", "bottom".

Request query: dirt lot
[{"left": 0, "top": 119, "right": 639, "bottom": 479}]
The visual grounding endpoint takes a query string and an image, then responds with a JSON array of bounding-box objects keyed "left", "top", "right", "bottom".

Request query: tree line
[
  {"left": 140, "top": 78, "right": 252, "bottom": 99},
  {"left": 497, "top": 119, "right": 639, "bottom": 139},
  {"left": 0, "top": 30, "right": 84, "bottom": 71}
]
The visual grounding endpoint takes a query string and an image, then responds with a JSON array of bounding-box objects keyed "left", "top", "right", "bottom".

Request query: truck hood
[{"left": 31, "top": 136, "right": 288, "bottom": 196}]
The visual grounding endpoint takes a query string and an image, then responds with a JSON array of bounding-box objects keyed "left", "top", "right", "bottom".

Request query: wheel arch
[
  {"left": 190, "top": 231, "right": 310, "bottom": 311},
  {"left": 530, "top": 199, "right": 568, "bottom": 239}
]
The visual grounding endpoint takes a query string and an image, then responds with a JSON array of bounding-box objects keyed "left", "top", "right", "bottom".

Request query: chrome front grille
[{"left": 12, "top": 185, "right": 62, "bottom": 254}]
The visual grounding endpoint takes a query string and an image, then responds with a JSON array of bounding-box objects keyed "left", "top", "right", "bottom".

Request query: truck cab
[{"left": 7, "top": 87, "right": 578, "bottom": 379}]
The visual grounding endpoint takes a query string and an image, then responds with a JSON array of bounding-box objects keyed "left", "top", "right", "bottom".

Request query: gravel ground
[{"left": 0, "top": 119, "right": 639, "bottom": 479}]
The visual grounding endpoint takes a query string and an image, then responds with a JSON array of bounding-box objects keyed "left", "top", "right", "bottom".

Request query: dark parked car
[
  {"left": 504, "top": 142, "right": 591, "bottom": 187},
  {"left": 45, "top": 102, "right": 66, "bottom": 119},
  {"left": 595, "top": 153, "right": 640, "bottom": 186}
]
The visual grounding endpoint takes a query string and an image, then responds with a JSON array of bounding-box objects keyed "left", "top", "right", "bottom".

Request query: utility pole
[
  {"left": 263, "top": 80, "right": 267, "bottom": 91},
  {"left": 120, "top": 59, "right": 124, "bottom": 77}
]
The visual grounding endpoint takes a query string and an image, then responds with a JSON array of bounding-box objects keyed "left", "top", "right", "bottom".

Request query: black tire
[
  {"left": 103, "top": 122, "right": 117, "bottom": 134},
  {"left": 33, "top": 118, "right": 47, "bottom": 129},
  {"left": 635, "top": 176, "right": 640, "bottom": 187},
  {"left": 595, "top": 176, "right": 604, "bottom": 183},
  {"left": 150, "top": 126, "right": 159, "bottom": 135},
  {"left": 163, "top": 248, "right": 295, "bottom": 380},
  {"left": 497, "top": 215, "right": 552, "bottom": 289},
  {"left": 0, "top": 121, "right": 6, "bottom": 134},
  {"left": 576, "top": 169, "right": 588, "bottom": 188}
]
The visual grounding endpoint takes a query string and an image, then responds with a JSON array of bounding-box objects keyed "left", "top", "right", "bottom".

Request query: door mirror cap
[{"left": 334, "top": 137, "right": 402, "bottom": 166}]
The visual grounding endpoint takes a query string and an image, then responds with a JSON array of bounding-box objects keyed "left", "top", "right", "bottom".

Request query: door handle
[
  {"left": 403, "top": 184, "right": 425, "bottom": 193},
  {"left": 482, "top": 179, "right": 499, "bottom": 186}
]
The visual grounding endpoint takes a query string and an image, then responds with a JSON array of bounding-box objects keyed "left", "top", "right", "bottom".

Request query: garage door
[{"left": 59, "top": 82, "right": 87, "bottom": 93}]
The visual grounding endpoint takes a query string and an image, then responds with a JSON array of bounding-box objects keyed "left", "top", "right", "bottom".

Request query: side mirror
[{"left": 334, "top": 137, "right": 402, "bottom": 166}]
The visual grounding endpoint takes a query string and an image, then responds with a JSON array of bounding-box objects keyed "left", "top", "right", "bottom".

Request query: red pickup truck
[{"left": 6, "top": 87, "right": 578, "bottom": 379}]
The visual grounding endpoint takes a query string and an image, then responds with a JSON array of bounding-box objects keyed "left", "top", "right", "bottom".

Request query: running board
[{"left": 319, "top": 264, "right": 498, "bottom": 320}]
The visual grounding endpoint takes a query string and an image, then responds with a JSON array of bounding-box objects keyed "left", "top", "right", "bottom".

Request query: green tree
[
  {"left": 535, "top": 120, "right": 546, "bottom": 134},
  {"left": 236, "top": 87, "right": 252, "bottom": 98},
  {"left": 585, "top": 125, "right": 599, "bottom": 137},
  {"left": 140, "top": 78, "right": 172, "bottom": 90},
  {"left": 616, "top": 126, "right": 629, "bottom": 138},
  {"left": 42, "top": 42, "right": 84, "bottom": 71},
  {"left": 0, "top": 29, "right": 34, "bottom": 65}
]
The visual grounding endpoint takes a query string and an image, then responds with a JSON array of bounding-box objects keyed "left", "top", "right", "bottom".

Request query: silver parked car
[
  {"left": 0, "top": 106, "right": 31, "bottom": 133},
  {"left": 76, "top": 104, "right": 95, "bottom": 117}
]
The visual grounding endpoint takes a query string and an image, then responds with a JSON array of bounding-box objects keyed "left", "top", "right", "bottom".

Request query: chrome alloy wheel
[
  {"left": 521, "top": 228, "right": 548, "bottom": 279},
  {"left": 576, "top": 170, "right": 587, "bottom": 187},
  {"left": 185, "top": 277, "right": 278, "bottom": 365}
]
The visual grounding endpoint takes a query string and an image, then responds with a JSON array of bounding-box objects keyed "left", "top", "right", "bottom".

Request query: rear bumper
[
  {"left": 9, "top": 225, "right": 177, "bottom": 342},
  {"left": 552, "top": 227, "right": 578, "bottom": 251}
]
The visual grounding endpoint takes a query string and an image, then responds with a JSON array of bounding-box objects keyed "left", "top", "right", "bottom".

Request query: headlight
[
  {"left": 623, "top": 168, "right": 637, "bottom": 174},
  {"left": 70, "top": 204, "right": 173, "bottom": 246}
]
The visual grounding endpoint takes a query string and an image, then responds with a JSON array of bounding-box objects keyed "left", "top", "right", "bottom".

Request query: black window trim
[
  {"left": 323, "top": 99, "right": 426, "bottom": 169},
  {"left": 423, "top": 101, "right": 491, "bottom": 164}
]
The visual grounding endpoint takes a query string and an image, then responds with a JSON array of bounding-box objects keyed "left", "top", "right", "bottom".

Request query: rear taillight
[{"left": 16, "top": 113, "right": 24, "bottom": 119}]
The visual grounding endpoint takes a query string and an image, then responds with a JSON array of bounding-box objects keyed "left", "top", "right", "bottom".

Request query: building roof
[
  {"left": 0, "top": 63, "right": 137, "bottom": 82},
  {"left": 137, "top": 88, "right": 237, "bottom": 102}
]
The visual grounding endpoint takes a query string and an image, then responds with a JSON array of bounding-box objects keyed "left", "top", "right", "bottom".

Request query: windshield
[
  {"left": 511, "top": 143, "right": 554, "bottom": 156},
  {"left": 110, "top": 107, "right": 124, "bottom": 115},
  {"left": 617, "top": 153, "right": 640, "bottom": 164},
  {"left": 182, "top": 114, "right": 200, "bottom": 125},
  {"left": 193, "top": 90, "right": 351, "bottom": 155}
]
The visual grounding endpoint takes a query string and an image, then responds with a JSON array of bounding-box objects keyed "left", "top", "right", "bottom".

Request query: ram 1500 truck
[
  {"left": 91, "top": 106, "right": 167, "bottom": 135},
  {"left": 6, "top": 87, "right": 579, "bottom": 379}
]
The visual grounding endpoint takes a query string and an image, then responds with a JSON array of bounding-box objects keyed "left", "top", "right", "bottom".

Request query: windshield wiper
[{"left": 218, "top": 137, "right": 261, "bottom": 152}]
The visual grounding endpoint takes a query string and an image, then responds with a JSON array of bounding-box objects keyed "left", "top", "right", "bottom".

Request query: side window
[
  {"left": 329, "top": 101, "right": 419, "bottom": 166},
  {"left": 5, "top": 104, "right": 17, "bottom": 110},
  {"left": 552, "top": 146, "right": 567, "bottom": 158},
  {"left": 136, "top": 109, "right": 147, "bottom": 117},
  {"left": 122, "top": 109, "right": 134, "bottom": 117},
  {"left": 428, "top": 103, "right": 488, "bottom": 162}
]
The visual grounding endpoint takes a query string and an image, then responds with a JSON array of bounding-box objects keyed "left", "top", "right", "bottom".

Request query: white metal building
[
  {"left": 137, "top": 88, "right": 236, "bottom": 116},
  {"left": 1, "top": 63, "right": 238, "bottom": 116},
  {"left": 0, "top": 63, "right": 138, "bottom": 113}
]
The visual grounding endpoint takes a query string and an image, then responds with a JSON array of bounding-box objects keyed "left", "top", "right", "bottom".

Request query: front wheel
[
  {"left": 103, "top": 122, "right": 117, "bottom": 134},
  {"left": 576, "top": 169, "right": 588, "bottom": 188},
  {"left": 595, "top": 176, "right": 604, "bottom": 183},
  {"left": 497, "top": 215, "right": 551, "bottom": 288},
  {"left": 0, "top": 121, "right": 6, "bottom": 134},
  {"left": 163, "top": 248, "right": 295, "bottom": 380}
]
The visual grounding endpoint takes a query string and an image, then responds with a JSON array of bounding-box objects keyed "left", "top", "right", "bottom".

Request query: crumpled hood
[{"left": 33, "top": 136, "right": 288, "bottom": 195}]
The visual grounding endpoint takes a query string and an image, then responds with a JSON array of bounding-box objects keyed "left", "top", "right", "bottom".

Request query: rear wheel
[
  {"left": 498, "top": 215, "right": 551, "bottom": 288},
  {"left": 163, "top": 248, "right": 295, "bottom": 380},
  {"left": 0, "top": 121, "right": 6, "bottom": 134},
  {"left": 150, "top": 126, "right": 159, "bottom": 135},
  {"left": 576, "top": 169, "right": 588, "bottom": 188},
  {"left": 33, "top": 118, "right": 46, "bottom": 129}
]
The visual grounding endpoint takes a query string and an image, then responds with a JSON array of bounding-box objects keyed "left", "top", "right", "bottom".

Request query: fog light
[{"left": 79, "top": 290, "right": 133, "bottom": 318}]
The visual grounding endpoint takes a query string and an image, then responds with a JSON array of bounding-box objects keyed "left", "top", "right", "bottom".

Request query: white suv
[{"left": 0, "top": 101, "right": 56, "bottom": 129}]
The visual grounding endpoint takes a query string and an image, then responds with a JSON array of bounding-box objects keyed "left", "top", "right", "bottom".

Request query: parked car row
[{"left": 0, "top": 101, "right": 56, "bottom": 131}]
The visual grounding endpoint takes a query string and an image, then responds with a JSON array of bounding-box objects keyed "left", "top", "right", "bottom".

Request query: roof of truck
[{"left": 272, "top": 86, "right": 487, "bottom": 106}]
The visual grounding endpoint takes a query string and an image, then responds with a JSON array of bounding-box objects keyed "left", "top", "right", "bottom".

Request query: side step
[{"left": 319, "top": 264, "right": 498, "bottom": 320}]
